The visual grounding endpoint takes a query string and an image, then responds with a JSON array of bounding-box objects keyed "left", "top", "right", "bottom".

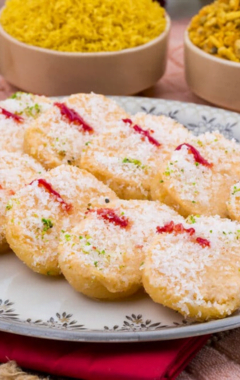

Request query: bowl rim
[
  {"left": 184, "top": 30, "right": 240, "bottom": 68},
  {"left": 0, "top": 9, "right": 170, "bottom": 57}
]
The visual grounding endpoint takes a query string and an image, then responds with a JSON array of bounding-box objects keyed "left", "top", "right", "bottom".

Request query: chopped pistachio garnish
[
  {"left": 122, "top": 157, "right": 143, "bottom": 167},
  {"left": 10, "top": 92, "right": 23, "bottom": 100},
  {"left": 24, "top": 103, "right": 41, "bottom": 118},
  {"left": 187, "top": 215, "right": 196, "bottom": 224},
  {"left": 232, "top": 186, "right": 240, "bottom": 195},
  {"left": 64, "top": 234, "right": 71, "bottom": 241},
  {"left": 6, "top": 202, "right": 12, "bottom": 210},
  {"left": 42, "top": 218, "right": 53, "bottom": 231}
]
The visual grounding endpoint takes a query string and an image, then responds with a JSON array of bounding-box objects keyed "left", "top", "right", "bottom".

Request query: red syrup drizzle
[
  {"left": 175, "top": 143, "right": 213, "bottom": 167},
  {"left": 54, "top": 102, "right": 94, "bottom": 134},
  {"left": 156, "top": 221, "right": 195, "bottom": 236},
  {"left": 122, "top": 118, "right": 161, "bottom": 147},
  {"left": 30, "top": 179, "right": 72, "bottom": 212},
  {"left": 196, "top": 237, "right": 210, "bottom": 248},
  {"left": 0, "top": 107, "right": 24, "bottom": 123},
  {"left": 94, "top": 208, "right": 129, "bottom": 228},
  {"left": 156, "top": 221, "right": 210, "bottom": 248}
]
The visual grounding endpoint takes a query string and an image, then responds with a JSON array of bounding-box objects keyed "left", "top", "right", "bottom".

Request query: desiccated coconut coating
[
  {"left": 58, "top": 199, "right": 182, "bottom": 300},
  {"left": 0, "top": 151, "right": 45, "bottom": 253},
  {"left": 5, "top": 165, "right": 118, "bottom": 275},
  {"left": 24, "top": 93, "right": 129, "bottom": 170},
  {"left": 0, "top": 92, "right": 52, "bottom": 153},
  {"left": 143, "top": 215, "right": 240, "bottom": 320},
  {"left": 81, "top": 113, "right": 191, "bottom": 200},
  {"left": 227, "top": 182, "right": 240, "bottom": 221},
  {"left": 151, "top": 132, "right": 240, "bottom": 217}
]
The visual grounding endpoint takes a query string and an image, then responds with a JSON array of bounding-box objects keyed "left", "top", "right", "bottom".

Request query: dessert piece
[
  {"left": 81, "top": 113, "right": 191, "bottom": 199},
  {"left": 0, "top": 151, "right": 45, "bottom": 253},
  {"left": 151, "top": 132, "right": 240, "bottom": 217},
  {"left": 24, "top": 93, "right": 129, "bottom": 169},
  {"left": 143, "top": 215, "right": 240, "bottom": 320},
  {"left": 5, "top": 165, "right": 117, "bottom": 275},
  {"left": 58, "top": 199, "right": 182, "bottom": 299}
]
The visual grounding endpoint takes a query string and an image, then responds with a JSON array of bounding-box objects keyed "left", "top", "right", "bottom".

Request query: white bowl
[
  {"left": 184, "top": 31, "right": 240, "bottom": 112},
  {"left": 0, "top": 12, "right": 170, "bottom": 96}
]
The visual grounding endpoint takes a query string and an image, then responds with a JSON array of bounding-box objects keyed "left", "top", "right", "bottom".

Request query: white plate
[{"left": 1, "top": 96, "right": 240, "bottom": 342}]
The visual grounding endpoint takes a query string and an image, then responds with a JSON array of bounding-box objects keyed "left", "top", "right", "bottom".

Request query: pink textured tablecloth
[{"left": 1, "top": 18, "right": 240, "bottom": 380}]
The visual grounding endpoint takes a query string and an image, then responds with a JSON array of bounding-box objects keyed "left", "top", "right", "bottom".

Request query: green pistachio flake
[
  {"left": 192, "top": 200, "right": 196, "bottom": 204},
  {"left": 94, "top": 261, "right": 98, "bottom": 267},
  {"left": 232, "top": 187, "right": 240, "bottom": 195},
  {"left": 10, "top": 92, "right": 22, "bottom": 100},
  {"left": 159, "top": 180, "right": 164, "bottom": 183},
  {"left": 122, "top": 157, "right": 142, "bottom": 167},
  {"left": 24, "top": 103, "right": 41, "bottom": 118},
  {"left": 42, "top": 218, "right": 53, "bottom": 231},
  {"left": 79, "top": 236, "right": 83, "bottom": 239},
  {"left": 187, "top": 215, "right": 196, "bottom": 224},
  {"left": 195, "top": 162, "right": 199, "bottom": 166},
  {"left": 64, "top": 234, "right": 71, "bottom": 241},
  {"left": 6, "top": 202, "right": 12, "bottom": 210}
]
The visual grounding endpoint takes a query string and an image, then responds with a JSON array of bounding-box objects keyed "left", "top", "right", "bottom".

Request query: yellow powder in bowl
[
  {"left": 0, "top": 0, "right": 166, "bottom": 53},
  {"left": 188, "top": 0, "right": 240, "bottom": 62}
]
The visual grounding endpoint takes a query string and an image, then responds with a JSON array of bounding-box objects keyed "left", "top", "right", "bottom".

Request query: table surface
[{"left": 1, "top": 1, "right": 240, "bottom": 380}]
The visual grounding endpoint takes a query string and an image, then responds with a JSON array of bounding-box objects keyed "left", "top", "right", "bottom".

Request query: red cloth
[{"left": 0, "top": 331, "right": 209, "bottom": 380}]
